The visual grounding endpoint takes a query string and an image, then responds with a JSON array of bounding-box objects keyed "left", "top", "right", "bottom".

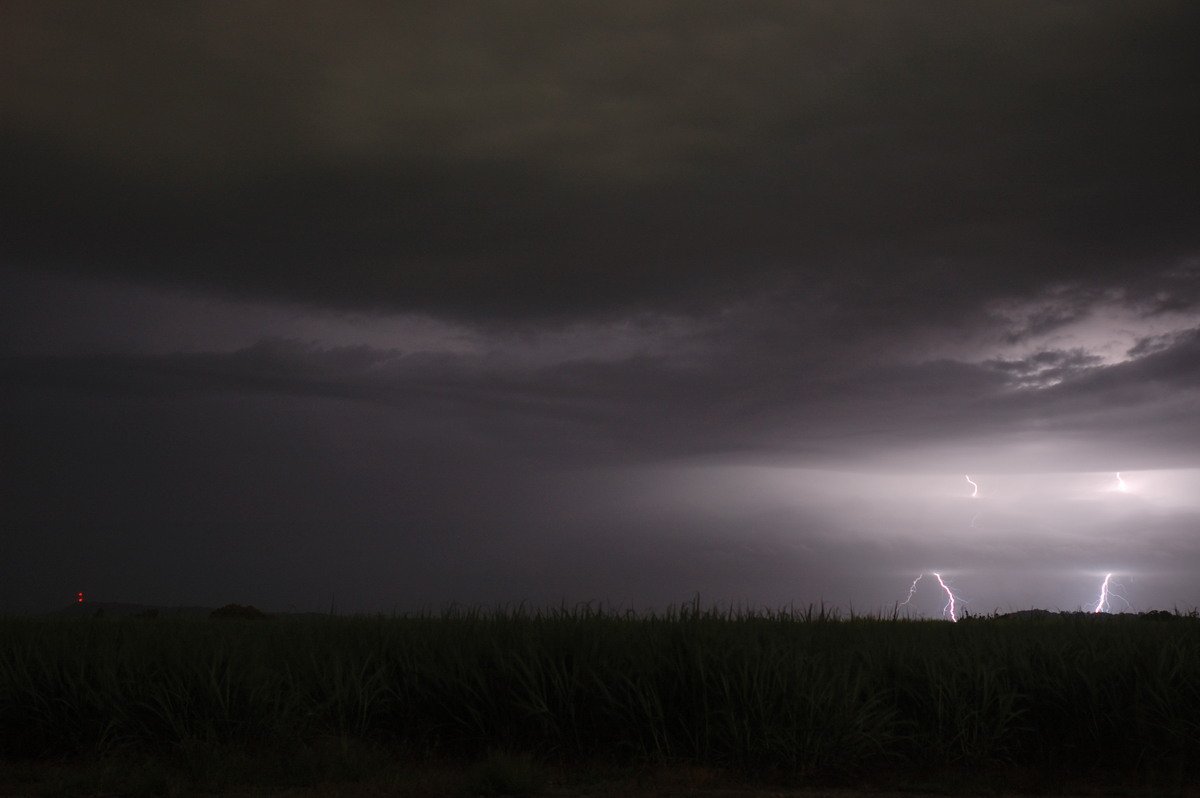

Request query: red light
[{"left": 77, "top": 592, "right": 84, "bottom": 603}]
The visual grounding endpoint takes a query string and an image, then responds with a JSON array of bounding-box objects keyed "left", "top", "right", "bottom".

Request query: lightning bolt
[
  {"left": 1092, "top": 573, "right": 1131, "bottom": 613},
  {"left": 965, "top": 474, "right": 979, "bottom": 498},
  {"left": 1093, "top": 573, "right": 1111, "bottom": 612},
  {"left": 933, "top": 572, "right": 959, "bottom": 622},
  {"left": 899, "top": 574, "right": 923, "bottom": 606},
  {"left": 897, "top": 573, "right": 960, "bottom": 621},
  {"left": 1115, "top": 472, "right": 1128, "bottom": 492}
]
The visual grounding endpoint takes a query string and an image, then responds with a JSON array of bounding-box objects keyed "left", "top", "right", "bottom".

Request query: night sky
[{"left": 3, "top": 2, "right": 1199, "bottom": 617}]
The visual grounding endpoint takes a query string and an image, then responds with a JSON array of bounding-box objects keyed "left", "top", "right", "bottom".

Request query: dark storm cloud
[
  {"left": 5, "top": 2, "right": 1200, "bottom": 616},
  {"left": 7, "top": 320, "right": 1199, "bottom": 472},
  {"left": 1064, "top": 330, "right": 1200, "bottom": 393},
  {"left": 982, "top": 349, "right": 1104, "bottom": 388},
  {"left": 4, "top": 1, "right": 1198, "bottom": 323}
]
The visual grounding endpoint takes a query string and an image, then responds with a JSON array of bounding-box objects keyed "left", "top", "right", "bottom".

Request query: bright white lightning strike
[
  {"left": 897, "top": 573, "right": 960, "bottom": 622},
  {"left": 1092, "top": 573, "right": 1130, "bottom": 613},
  {"left": 1115, "top": 472, "right": 1128, "bottom": 492},
  {"left": 933, "top": 572, "right": 958, "bottom": 622},
  {"left": 965, "top": 475, "right": 979, "bottom": 498}
]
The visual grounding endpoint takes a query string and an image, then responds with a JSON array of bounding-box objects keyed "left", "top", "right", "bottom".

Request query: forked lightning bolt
[
  {"left": 898, "top": 573, "right": 960, "bottom": 622},
  {"left": 1093, "top": 573, "right": 1130, "bottom": 613},
  {"left": 933, "top": 573, "right": 958, "bottom": 622}
]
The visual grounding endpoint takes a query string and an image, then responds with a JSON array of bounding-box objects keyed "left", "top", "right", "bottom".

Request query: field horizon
[{"left": 35, "top": 596, "right": 1200, "bottom": 622}]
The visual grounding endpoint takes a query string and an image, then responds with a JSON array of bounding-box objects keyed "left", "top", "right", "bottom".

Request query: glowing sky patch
[{"left": 599, "top": 464, "right": 1200, "bottom": 613}]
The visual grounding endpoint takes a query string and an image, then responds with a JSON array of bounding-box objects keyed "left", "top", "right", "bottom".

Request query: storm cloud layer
[{"left": 3, "top": 2, "right": 1198, "bottom": 616}]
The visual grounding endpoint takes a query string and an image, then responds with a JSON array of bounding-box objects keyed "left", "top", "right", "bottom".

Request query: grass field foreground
[{"left": 2, "top": 604, "right": 1199, "bottom": 790}]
